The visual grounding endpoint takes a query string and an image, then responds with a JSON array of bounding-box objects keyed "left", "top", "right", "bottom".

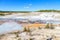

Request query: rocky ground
[{"left": 0, "top": 29, "right": 60, "bottom": 40}]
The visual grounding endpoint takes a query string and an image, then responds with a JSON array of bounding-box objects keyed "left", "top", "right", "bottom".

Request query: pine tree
[
  {"left": 45, "top": 23, "right": 49, "bottom": 29},
  {"left": 23, "top": 27, "right": 27, "bottom": 32},
  {"left": 50, "top": 23, "right": 54, "bottom": 29}
]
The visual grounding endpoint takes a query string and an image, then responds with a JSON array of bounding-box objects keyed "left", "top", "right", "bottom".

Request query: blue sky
[{"left": 0, "top": 0, "right": 60, "bottom": 11}]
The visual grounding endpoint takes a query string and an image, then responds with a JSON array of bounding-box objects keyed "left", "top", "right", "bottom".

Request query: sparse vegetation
[{"left": 0, "top": 13, "right": 5, "bottom": 16}]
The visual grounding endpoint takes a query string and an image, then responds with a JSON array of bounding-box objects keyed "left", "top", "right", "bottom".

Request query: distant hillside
[
  {"left": 37, "top": 10, "right": 60, "bottom": 12},
  {"left": 0, "top": 11, "right": 30, "bottom": 16},
  {"left": 0, "top": 10, "right": 60, "bottom": 16},
  {"left": 0, "top": 11, "right": 30, "bottom": 13}
]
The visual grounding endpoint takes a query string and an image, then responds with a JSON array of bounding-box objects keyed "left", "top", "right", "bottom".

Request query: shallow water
[{"left": 0, "top": 22, "right": 24, "bottom": 34}]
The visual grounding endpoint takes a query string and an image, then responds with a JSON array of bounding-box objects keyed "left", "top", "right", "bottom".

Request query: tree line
[{"left": 37, "top": 10, "right": 60, "bottom": 12}]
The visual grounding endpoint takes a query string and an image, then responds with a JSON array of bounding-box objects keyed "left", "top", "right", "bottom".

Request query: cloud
[
  {"left": 24, "top": 3, "right": 32, "bottom": 9},
  {"left": 24, "top": 6, "right": 30, "bottom": 8},
  {"left": 29, "top": 4, "right": 32, "bottom": 6}
]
